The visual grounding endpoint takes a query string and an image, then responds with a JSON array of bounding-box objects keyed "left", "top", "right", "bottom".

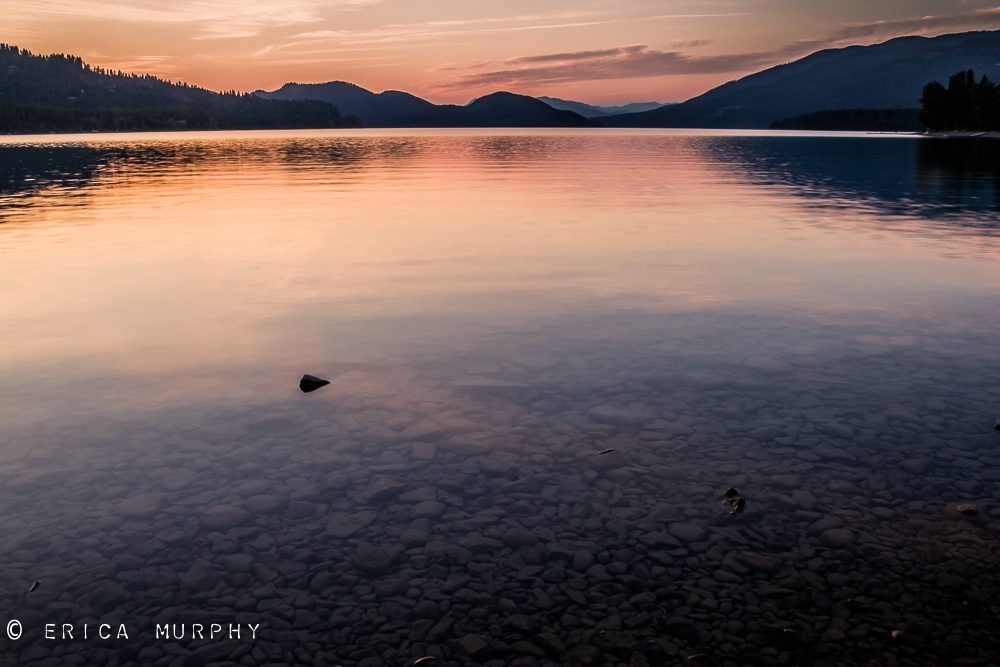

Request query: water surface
[{"left": 1, "top": 129, "right": 999, "bottom": 667}]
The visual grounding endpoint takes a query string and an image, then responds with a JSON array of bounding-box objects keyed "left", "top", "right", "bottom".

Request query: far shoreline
[{"left": 2, "top": 127, "right": 1000, "bottom": 142}]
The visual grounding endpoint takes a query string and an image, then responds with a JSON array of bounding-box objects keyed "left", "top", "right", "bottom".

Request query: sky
[{"left": 4, "top": 0, "right": 1000, "bottom": 105}]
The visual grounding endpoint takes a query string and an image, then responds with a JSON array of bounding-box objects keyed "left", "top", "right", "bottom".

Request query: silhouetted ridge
[
  {"left": 256, "top": 84, "right": 598, "bottom": 127},
  {"left": 462, "top": 91, "right": 600, "bottom": 127},
  {"left": 604, "top": 30, "right": 1000, "bottom": 129},
  {"left": 537, "top": 96, "right": 667, "bottom": 118},
  {"left": 0, "top": 44, "right": 356, "bottom": 133}
]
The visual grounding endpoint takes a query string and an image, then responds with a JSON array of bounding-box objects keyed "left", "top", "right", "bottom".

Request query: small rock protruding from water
[
  {"left": 722, "top": 487, "right": 746, "bottom": 514},
  {"left": 27, "top": 580, "right": 40, "bottom": 593},
  {"left": 890, "top": 629, "right": 905, "bottom": 640},
  {"left": 299, "top": 374, "right": 330, "bottom": 393},
  {"left": 956, "top": 503, "right": 980, "bottom": 516}
]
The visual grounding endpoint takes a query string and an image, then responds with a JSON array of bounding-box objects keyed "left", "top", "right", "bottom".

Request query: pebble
[
  {"left": 956, "top": 503, "right": 979, "bottom": 516},
  {"left": 326, "top": 510, "right": 378, "bottom": 538},
  {"left": 819, "top": 528, "right": 856, "bottom": 549},
  {"left": 118, "top": 494, "right": 163, "bottom": 517},
  {"left": 738, "top": 551, "right": 782, "bottom": 573},
  {"left": 410, "top": 501, "right": 446, "bottom": 519},
  {"left": 201, "top": 505, "right": 253, "bottom": 530},
  {"left": 668, "top": 522, "right": 706, "bottom": 544},
  {"left": 353, "top": 477, "right": 407, "bottom": 504},
  {"left": 353, "top": 543, "right": 399, "bottom": 574},
  {"left": 502, "top": 526, "right": 539, "bottom": 548},
  {"left": 455, "top": 633, "right": 489, "bottom": 656}
]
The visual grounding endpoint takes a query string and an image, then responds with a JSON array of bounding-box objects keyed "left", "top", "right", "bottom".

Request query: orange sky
[{"left": 5, "top": 1, "right": 1000, "bottom": 105}]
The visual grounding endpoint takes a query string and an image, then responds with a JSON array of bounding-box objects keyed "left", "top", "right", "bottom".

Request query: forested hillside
[
  {"left": 605, "top": 31, "right": 1000, "bottom": 128},
  {"left": 0, "top": 45, "right": 357, "bottom": 133}
]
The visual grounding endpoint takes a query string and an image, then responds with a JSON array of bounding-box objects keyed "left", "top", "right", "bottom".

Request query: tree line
[
  {"left": 769, "top": 108, "right": 921, "bottom": 132},
  {"left": 0, "top": 44, "right": 361, "bottom": 133},
  {"left": 919, "top": 69, "right": 1000, "bottom": 132}
]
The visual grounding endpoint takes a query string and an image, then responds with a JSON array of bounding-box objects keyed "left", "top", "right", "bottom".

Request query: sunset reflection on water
[{"left": 0, "top": 130, "right": 997, "bottom": 424}]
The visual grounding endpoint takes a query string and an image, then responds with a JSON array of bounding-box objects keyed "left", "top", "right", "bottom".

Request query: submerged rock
[
  {"left": 353, "top": 542, "right": 398, "bottom": 574},
  {"left": 201, "top": 505, "right": 253, "bottom": 531},
  {"left": 820, "top": 528, "right": 856, "bottom": 548},
  {"left": 956, "top": 503, "right": 980, "bottom": 516},
  {"left": 353, "top": 477, "right": 406, "bottom": 505},
  {"left": 299, "top": 374, "right": 330, "bottom": 393},
  {"left": 669, "top": 522, "right": 706, "bottom": 544},
  {"left": 325, "top": 510, "right": 377, "bottom": 538}
]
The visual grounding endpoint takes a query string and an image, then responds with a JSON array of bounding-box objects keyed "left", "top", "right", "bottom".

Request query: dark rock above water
[{"left": 299, "top": 374, "right": 330, "bottom": 393}]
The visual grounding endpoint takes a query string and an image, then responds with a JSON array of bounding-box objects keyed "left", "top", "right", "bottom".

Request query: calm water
[{"left": 0, "top": 129, "right": 999, "bottom": 667}]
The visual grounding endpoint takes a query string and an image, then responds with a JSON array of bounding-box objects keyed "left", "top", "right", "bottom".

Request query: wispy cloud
[
  {"left": 671, "top": 39, "right": 714, "bottom": 49},
  {"left": 428, "top": 45, "right": 779, "bottom": 92},
  {"left": 7, "top": 0, "right": 357, "bottom": 39},
  {"left": 267, "top": 11, "right": 612, "bottom": 50},
  {"left": 254, "top": 9, "right": 744, "bottom": 56},
  {"left": 427, "top": 7, "right": 1000, "bottom": 93},
  {"left": 826, "top": 6, "right": 1000, "bottom": 42}
]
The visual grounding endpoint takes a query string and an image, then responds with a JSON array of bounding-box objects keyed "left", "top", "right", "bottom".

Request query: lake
[{"left": 0, "top": 129, "right": 998, "bottom": 667}]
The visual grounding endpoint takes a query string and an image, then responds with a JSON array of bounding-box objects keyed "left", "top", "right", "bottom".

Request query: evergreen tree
[
  {"left": 946, "top": 69, "right": 976, "bottom": 129},
  {"left": 920, "top": 68, "right": 999, "bottom": 131},
  {"left": 919, "top": 81, "right": 949, "bottom": 130},
  {"left": 972, "top": 74, "right": 999, "bottom": 131}
]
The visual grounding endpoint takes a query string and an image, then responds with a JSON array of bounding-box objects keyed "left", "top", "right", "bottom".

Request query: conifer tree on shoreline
[{"left": 919, "top": 69, "right": 999, "bottom": 132}]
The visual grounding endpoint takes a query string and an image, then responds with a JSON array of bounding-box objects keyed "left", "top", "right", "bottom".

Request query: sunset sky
[{"left": 5, "top": 0, "right": 1000, "bottom": 105}]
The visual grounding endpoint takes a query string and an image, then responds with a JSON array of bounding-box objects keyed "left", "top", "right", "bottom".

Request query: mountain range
[
  {"left": 2, "top": 30, "right": 1000, "bottom": 133},
  {"left": 255, "top": 82, "right": 599, "bottom": 127},
  {"left": 603, "top": 30, "right": 1000, "bottom": 128},
  {"left": 535, "top": 97, "right": 668, "bottom": 118}
]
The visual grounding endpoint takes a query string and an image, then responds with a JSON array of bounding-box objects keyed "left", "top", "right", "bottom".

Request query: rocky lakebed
[{"left": 2, "top": 317, "right": 1000, "bottom": 667}]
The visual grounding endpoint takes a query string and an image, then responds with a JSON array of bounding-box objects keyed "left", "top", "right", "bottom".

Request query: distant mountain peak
[
  {"left": 259, "top": 84, "right": 599, "bottom": 127},
  {"left": 538, "top": 96, "right": 667, "bottom": 118},
  {"left": 603, "top": 29, "right": 1000, "bottom": 129}
]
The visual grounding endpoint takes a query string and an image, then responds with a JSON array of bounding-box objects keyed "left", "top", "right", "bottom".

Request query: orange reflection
[{"left": 0, "top": 130, "right": 997, "bottom": 421}]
